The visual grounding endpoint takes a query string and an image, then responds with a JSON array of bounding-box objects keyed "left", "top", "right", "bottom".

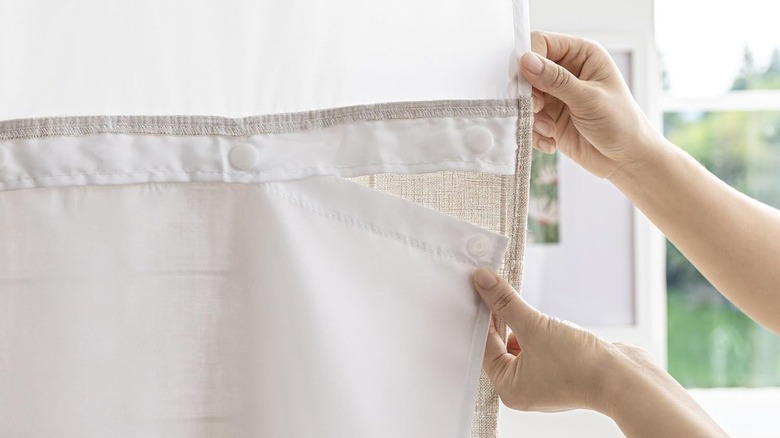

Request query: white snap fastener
[
  {"left": 0, "top": 146, "right": 8, "bottom": 170},
  {"left": 464, "top": 127, "right": 494, "bottom": 154},
  {"left": 229, "top": 143, "right": 258, "bottom": 170},
  {"left": 467, "top": 235, "right": 490, "bottom": 258}
]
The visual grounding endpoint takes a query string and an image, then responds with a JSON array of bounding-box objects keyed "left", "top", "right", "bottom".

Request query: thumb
[
  {"left": 472, "top": 267, "right": 542, "bottom": 343},
  {"left": 520, "top": 52, "right": 587, "bottom": 107}
]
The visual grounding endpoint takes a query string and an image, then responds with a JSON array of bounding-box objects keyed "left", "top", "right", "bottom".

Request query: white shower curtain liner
[
  {"left": 0, "top": 1, "right": 532, "bottom": 437},
  {"left": 0, "top": 175, "right": 509, "bottom": 437}
]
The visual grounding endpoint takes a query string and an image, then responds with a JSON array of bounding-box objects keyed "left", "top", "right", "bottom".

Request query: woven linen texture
[{"left": 349, "top": 95, "right": 533, "bottom": 438}]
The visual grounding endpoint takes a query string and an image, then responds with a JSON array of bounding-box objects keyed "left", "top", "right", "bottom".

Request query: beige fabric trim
[
  {"left": 350, "top": 95, "right": 533, "bottom": 438},
  {"left": 0, "top": 99, "right": 518, "bottom": 140}
]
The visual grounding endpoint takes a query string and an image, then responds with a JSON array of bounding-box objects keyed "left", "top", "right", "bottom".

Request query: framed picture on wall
[
  {"left": 522, "top": 32, "right": 665, "bottom": 357},
  {"left": 527, "top": 48, "right": 634, "bottom": 245}
]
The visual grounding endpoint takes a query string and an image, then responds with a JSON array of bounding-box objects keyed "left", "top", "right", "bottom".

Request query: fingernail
[
  {"left": 522, "top": 52, "right": 544, "bottom": 76},
  {"left": 474, "top": 268, "right": 498, "bottom": 289},
  {"left": 537, "top": 138, "right": 554, "bottom": 154},
  {"left": 532, "top": 94, "right": 542, "bottom": 113},
  {"left": 534, "top": 119, "right": 553, "bottom": 137}
]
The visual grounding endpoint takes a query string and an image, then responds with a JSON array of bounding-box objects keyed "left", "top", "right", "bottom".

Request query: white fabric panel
[
  {"left": 0, "top": 176, "right": 509, "bottom": 437},
  {"left": 512, "top": 0, "right": 533, "bottom": 96},
  {"left": 0, "top": 1, "right": 532, "bottom": 436},
  {"left": 0, "top": 113, "right": 517, "bottom": 192},
  {"left": 0, "top": 0, "right": 523, "bottom": 119}
]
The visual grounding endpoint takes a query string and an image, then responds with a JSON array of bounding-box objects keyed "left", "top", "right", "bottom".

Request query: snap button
[
  {"left": 0, "top": 146, "right": 8, "bottom": 170},
  {"left": 229, "top": 143, "right": 259, "bottom": 170},
  {"left": 463, "top": 127, "right": 494, "bottom": 154},
  {"left": 467, "top": 235, "right": 490, "bottom": 258}
]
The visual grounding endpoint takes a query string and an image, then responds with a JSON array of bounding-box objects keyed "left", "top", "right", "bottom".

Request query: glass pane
[
  {"left": 664, "top": 110, "right": 780, "bottom": 388},
  {"left": 656, "top": 0, "right": 780, "bottom": 96}
]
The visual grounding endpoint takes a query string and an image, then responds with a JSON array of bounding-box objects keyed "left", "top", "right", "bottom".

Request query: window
[
  {"left": 664, "top": 110, "right": 780, "bottom": 388},
  {"left": 657, "top": 3, "right": 780, "bottom": 435},
  {"left": 657, "top": 0, "right": 780, "bottom": 390}
]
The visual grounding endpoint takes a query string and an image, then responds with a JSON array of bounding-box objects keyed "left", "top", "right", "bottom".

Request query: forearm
[
  {"left": 610, "top": 130, "right": 780, "bottom": 333},
  {"left": 597, "top": 348, "right": 727, "bottom": 438},
  {"left": 607, "top": 372, "right": 727, "bottom": 437}
]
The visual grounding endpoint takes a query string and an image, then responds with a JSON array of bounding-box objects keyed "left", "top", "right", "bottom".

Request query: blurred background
[{"left": 658, "top": 0, "right": 780, "bottom": 390}]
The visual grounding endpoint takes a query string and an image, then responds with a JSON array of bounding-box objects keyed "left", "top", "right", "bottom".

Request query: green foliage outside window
[{"left": 665, "top": 47, "right": 780, "bottom": 388}]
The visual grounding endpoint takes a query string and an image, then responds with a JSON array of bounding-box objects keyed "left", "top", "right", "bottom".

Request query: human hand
[
  {"left": 471, "top": 267, "right": 617, "bottom": 412},
  {"left": 521, "top": 31, "right": 664, "bottom": 180},
  {"left": 471, "top": 267, "right": 728, "bottom": 437}
]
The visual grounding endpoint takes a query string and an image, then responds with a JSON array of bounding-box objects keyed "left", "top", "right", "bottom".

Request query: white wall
[
  {"left": 498, "top": 0, "right": 660, "bottom": 437},
  {"left": 529, "top": 0, "right": 654, "bottom": 33}
]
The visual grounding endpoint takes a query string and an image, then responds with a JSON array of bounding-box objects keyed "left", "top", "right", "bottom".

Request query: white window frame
[
  {"left": 584, "top": 33, "right": 666, "bottom": 366},
  {"left": 661, "top": 90, "right": 780, "bottom": 112}
]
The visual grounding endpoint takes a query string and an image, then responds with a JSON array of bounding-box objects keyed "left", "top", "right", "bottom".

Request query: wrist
[
  {"left": 607, "top": 119, "right": 676, "bottom": 190},
  {"left": 594, "top": 345, "right": 728, "bottom": 437},
  {"left": 586, "top": 344, "right": 644, "bottom": 417}
]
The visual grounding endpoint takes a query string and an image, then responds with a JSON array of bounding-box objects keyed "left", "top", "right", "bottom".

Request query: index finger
[{"left": 530, "top": 31, "right": 603, "bottom": 77}]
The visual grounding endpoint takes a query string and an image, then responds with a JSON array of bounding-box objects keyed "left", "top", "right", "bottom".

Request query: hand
[
  {"left": 471, "top": 267, "right": 616, "bottom": 412},
  {"left": 471, "top": 267, "right": 728, "bottom": 437},
  {"left": 521, "top": 31, "right": 664, "bottom": 180}
]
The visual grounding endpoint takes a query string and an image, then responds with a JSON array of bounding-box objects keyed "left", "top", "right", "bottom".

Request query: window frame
[{"left": 659, "top": 65, "right": 780, "bottom": 437}]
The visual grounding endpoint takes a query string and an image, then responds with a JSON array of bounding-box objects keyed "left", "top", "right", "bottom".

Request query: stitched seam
[
  {"left": 6, "top": 108, "right": 512, "bottom": 128},
  {"left": 0, "top": 99, "right": 521, "bottom": 140},
  {"left": 262, "top": 184, "right": 477, "bottom": 266},
  {"left": 0, "top": 159, "right": 512, "bottom": 183}
]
